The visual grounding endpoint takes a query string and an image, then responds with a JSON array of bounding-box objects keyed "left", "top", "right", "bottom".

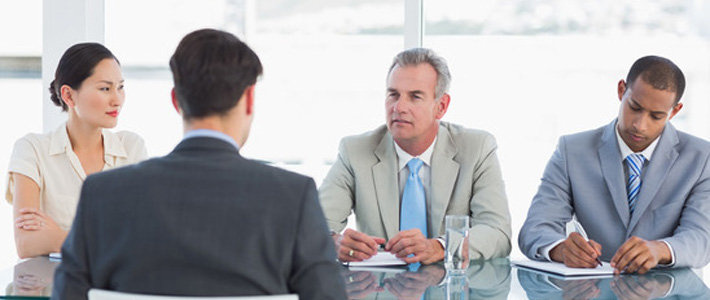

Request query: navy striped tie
[{"left": 625, "top": 154, "right": 646, "bottom": 215}]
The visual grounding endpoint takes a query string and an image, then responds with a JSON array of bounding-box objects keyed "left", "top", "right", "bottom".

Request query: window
[
  {"left": 0, "top": 0, "right": 42, "bottom": 269},
  {"left": 423, "top": 0, "right": 710, "bottom": 260},
  {"left": 105, "top": 0, "right": 404, "bottom": 182}
]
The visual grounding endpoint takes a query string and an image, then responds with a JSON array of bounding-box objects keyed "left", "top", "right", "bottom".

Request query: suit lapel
[
  {"left": 598, "top": 120, "right": 630, "bottom": 228},
  {"left": 373, "top": 132, "right": 400, "bottom": 240},
  {"left": 430, "top": 125, "right": 460, "bottom": 237},
  {"left": 628, "top": 124, "right": 679, "bottom": 231}
]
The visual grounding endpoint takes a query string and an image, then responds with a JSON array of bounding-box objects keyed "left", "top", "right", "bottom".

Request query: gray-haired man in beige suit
[{"left": 319, "top": 48, "right": 512, "bottom": 265}]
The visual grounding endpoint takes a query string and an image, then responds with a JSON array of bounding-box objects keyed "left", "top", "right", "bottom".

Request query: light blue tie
[
  {"left": 625, "top": 153, "right": 646, "bottom": 215},
  {"left": 400, "top": 158, "right": 428, "bottom": 238}
]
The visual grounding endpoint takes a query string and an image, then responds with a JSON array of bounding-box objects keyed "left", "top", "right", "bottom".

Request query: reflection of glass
[
  {"left": 445, "top": 274, "right": 468, "bottom": 300},
  {"left": 341, "top": 259, "right": 511, "bottom": 299},
  {"left": 445, "top": 215, "right": 469, "bottom": 273},
  {"left": 10, "top": 257, "right": 59, "bottom": 297}
]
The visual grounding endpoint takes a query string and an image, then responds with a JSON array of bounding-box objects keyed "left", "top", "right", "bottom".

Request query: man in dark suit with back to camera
[{"left": 52, "top": 29, "right": 347, "bottom": 299}]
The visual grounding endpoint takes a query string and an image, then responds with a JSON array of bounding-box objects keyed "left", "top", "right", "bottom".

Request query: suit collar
[
  {"left": 429, "top": 124, "right": 460, "bottom": 237},
  {"left": 599, "top": 119, "right": 631, "bottom": 228},
  {"left": 628, "top": 123, "right": 679, "bottom": 231},
  {"left": 373, "top": 130, "right": 400, "bottom": 239},
  {"left": 172, "top": 136, "right": 241, "bottom": 156},
  {"left": 183, "top": 129, "right": 240, "bottom": 151}
]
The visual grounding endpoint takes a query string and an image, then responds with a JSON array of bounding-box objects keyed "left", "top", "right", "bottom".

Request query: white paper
[
  {"left": 49, "top": 252, "right": 62, "bottom": 260},
  {"left": 345, "top": 251, "right": 407, "bottom": 267},
  {"left": 512, "top": 259, "right": 614, "bottom": 278}
]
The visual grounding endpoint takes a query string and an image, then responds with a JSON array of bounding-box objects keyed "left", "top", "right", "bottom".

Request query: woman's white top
[{"left": 5, "top": 123, "right": 148, "bottom": 231}]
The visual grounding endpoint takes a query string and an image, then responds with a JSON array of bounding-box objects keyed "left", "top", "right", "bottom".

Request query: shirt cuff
[
  {"left": 436, "top": 237, "right": 445, "bottom": 250},
  {"left": 539, "top": 239, "right": 566, "bottom": 261},
  {"left": 657, "top": 241, "right": 676, "bottom": 267}
]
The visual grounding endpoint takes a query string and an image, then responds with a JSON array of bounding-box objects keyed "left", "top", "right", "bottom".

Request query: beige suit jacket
[{"left": 319, "top": 121, "right": 512, "bottom": 259}]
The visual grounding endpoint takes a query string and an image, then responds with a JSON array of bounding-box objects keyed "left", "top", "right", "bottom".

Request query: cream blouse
[{"left": 4, "top": 123, "right": 148, "bottom": 231}]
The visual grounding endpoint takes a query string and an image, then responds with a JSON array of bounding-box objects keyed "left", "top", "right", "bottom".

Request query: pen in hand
[{"left": 572, "top": 218, "right": 603, "bottom": 267}]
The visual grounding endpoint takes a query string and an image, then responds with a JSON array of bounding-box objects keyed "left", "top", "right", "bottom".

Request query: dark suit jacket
[{"left": 52, "top": 137, "right": 347, "bottom": 299}]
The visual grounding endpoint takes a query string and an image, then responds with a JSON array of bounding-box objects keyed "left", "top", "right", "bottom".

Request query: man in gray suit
[
  {"left": 52, "top": 29, "right": 347, "bottom": 299},
  {"left": 320, "top": 48, "right": 512, "bottom": 264},
  {"left": 519, "top": 55, "right": 710, "bottom": 274}
]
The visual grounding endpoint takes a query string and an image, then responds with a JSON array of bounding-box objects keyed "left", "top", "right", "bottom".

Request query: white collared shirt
[
  {"left": 394, "top": 137, "right": 437, "bottom": 206},
  {"left": 5, "top": 123, "right": 148, "bottom": 231},
  {"left": 615, "top": 126, "right": 659, "bottom": 165},
  {"left": 183, "top": 129, "right": 240, "bottom": 151}
]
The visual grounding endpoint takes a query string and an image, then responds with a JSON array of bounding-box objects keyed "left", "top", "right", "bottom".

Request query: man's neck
[
  {"left": 184, "top": 116, "right": 244, "bottom": 148},
  {"left": 395, "top": 135, "right": 437, "bottom": 157}
]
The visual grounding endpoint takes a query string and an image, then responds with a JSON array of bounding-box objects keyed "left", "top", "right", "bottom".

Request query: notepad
[
  {"left": 345, "top": 251, "right": 407, "bottom": 267},
  {"left": 512, "top": 259, "right": 614, "bottom": 278}
]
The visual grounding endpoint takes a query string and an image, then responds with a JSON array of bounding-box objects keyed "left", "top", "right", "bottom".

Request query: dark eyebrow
[
  {"left": 630, "top": 98, "right": 668, "bottom": 116},
  {"left": 98, "top": 79, "right": 125, "bottom": 84}
]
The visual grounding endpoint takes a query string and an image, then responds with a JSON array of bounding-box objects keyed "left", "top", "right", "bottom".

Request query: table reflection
[
  {"left": 517, "top": 266, "right": 710, "bottom": 300},
  {"left": 342, "top": 258, "right": 511, "bottom": 300},
  {"left": 4, "top": 257, "right": 58, "bottom": 298}
]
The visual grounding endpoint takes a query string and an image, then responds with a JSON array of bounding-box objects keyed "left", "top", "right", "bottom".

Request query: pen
[{"left": 572, "top": 218, "right": 603, "bottom": 267}]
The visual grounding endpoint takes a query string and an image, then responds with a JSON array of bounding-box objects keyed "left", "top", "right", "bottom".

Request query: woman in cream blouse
[{"left": 5, "top": 43, "right": 147, "bottom": 258}]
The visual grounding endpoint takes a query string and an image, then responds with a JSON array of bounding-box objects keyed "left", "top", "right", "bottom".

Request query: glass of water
[
  {"left": 445, "top": 274, "right": 469, "bottom": 300},
  {"left": 445, "top": 215, "right": 469, "bottom": 274}
]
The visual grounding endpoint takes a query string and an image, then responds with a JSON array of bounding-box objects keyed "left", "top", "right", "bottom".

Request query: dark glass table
[{"left": 1, "top": 257, "right": 709, "bottom": 299}]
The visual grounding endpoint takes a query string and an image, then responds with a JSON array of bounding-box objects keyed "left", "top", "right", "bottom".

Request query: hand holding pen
[
  {"left": 549, "top": 219, "right": 603, "bottom": 268},
  {"left": 572, "top": 219, "right": 603, "bottom": 267}
]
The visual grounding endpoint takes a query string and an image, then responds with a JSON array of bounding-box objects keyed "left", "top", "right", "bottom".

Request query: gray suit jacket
[
  {"left": 519, "top": 120, "right": 710, "bottom": 267},
  {"left": 52, "top": 137, "right": 347, "bottom": 299},
  {"left": 320, "top": 122, "right": 512, "bottom": 259}
]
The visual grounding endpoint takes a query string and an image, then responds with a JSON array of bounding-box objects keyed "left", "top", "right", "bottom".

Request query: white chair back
[{"left": 88, "top": 289, "right": 299, "bottom": 300}]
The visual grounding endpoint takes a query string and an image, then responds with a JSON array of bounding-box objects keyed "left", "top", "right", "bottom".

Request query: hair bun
[{"left": 48, "top": 80, "right": 67, "bottom": 110}]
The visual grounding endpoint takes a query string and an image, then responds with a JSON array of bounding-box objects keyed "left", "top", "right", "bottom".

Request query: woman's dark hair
[{"left": 49, "top": 43, "right": 119, "bottom": 111}]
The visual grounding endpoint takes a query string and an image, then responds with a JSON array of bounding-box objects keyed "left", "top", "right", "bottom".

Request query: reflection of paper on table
[
  {"left": 512, "top": 259, "right": 614, "bottom": 279},
  {"left": 346, "top": 251, "right": 407, "bottom": 267}
]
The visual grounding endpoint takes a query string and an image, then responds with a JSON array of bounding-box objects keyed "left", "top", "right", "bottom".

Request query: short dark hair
[
  {"left": 169, "top": 29, "right": 263, "bottom": 120},
  {"left": 626, "top": 55, "right": 685, "bottom": 103},
  {"left": 49, "top": 43, "right": 119, "bottom": 111}
]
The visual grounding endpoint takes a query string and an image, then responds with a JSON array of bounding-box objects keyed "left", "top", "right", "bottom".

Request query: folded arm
[{"left": 12, "top": 173, "right": 68, "bottom": 259}]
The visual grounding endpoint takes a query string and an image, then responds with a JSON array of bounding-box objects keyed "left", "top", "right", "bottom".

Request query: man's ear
[
  {"left": 617, "top": 79, "right": 627, "bottom": 101},
  {"left": 668, "top": 102, "right": 683, "bottom": 121},
  {"left": 60, "top": 85, "right": 76, "bottom": 108},
  {"left": 435, "top": 93, "right": 450, "bottom": 119},
  {"left": 171, "top": 88, "right": 182, "bottom": 115},
  {"left": 244, "top": 85, "right": 255, "bottom": 116}
]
